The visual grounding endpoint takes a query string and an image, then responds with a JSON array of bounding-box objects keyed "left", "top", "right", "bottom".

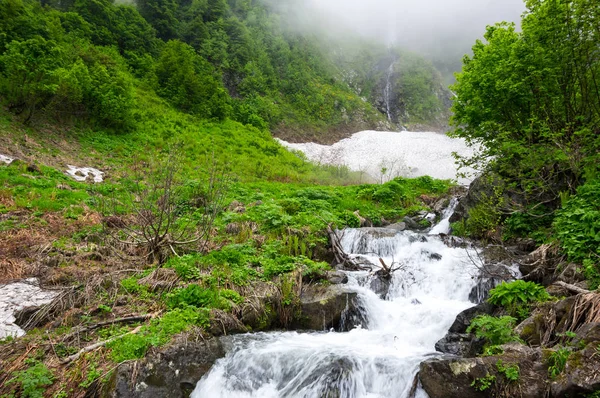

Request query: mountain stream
[{"left": 191, "top": 205, "right": 482, "bottom": 398}]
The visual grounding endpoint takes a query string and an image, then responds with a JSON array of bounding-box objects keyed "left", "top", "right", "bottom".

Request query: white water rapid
[{"left": 191, "top": 215, "right": 482, "bottom": 398}]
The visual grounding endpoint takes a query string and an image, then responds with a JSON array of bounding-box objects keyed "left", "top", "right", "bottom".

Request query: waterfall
[
  {"left": 191, "top": 212, "right": 481, "bottom": 398},
  {"left": 384, "top": 62, "right": 394, "bottom": 122},
  {"left": 428, "top": 197, "right": 459, "bottom": 235}
]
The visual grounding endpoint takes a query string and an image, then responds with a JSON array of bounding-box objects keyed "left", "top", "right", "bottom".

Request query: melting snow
[
  {"left": 66, "top": 165, "right": 104, "bottom": 182},
  {"left": 0, "top": 279, "right": 57, "bottom": 339},
  {"left": 278, "top": 130, "right": 478, "bottom": 185},
  {"left": 0, "top": 153, "right": 15, "bottom": 164}
]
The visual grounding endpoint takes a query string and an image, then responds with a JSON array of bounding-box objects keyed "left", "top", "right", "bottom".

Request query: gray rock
[
  {"left": 420, "top": 356, "right": 490, "bottom": 398},
  {"left": 435, "top": 333, "right": 485, "bottom": 357},
  {"left": 448, "top": 302, "right": 495, "bottom": 334},
  {"left": 369, "top": 274, "right": 391, "bottom": 299},
  {"left": 403, "top": 216, "right": 420, "bottom": 230},
  {"left": 573, "top": 322, "right": 600, "bottom": 346},
  {"left": 420, "top": 343, "right": 547, "bottom": 398},
  {"left": 550, "top": 344, "right": 600, "bottom": 397},
  {"left": 296, "top": 285, "right": 359, "bottom": 331},
  {"left": 103, "top": 335, "right": 225, "bottom": 398},
  {"left": 386, "top": 222, "right": 406, "bottom": 231},
  {"left": 326, "top": 270, "right": 349, "bottom": 285}
]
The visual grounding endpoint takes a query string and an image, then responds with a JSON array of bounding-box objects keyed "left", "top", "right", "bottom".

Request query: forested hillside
[{"left": 0, "top": 0, "right": 451, "bottom": 142}]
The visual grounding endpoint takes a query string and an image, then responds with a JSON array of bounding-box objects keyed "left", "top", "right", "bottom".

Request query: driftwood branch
[
  {"left": 61, "top": 326, "right": 143, "bottom": 365},
  {"left": 555, "top": 281, "right": 590, "bottom": 295},
  {"left": 327, "top": 224, "right": 370, "bottom": 271}
]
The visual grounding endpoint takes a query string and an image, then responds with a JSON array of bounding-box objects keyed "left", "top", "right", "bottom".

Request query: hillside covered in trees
[{"left": 0, "top": 0, "right": 451, "bottom": 143}]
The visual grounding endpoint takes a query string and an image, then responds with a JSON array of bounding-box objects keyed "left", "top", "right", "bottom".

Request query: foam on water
[
  {"left": 192, "top": 214, "right": 481, "bottom": 398},
  {"left": 277, "top": 130, "right": 477, "bottom": 185}
]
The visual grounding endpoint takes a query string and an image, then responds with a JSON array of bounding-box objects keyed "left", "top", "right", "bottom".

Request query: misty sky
[{"left": 287, "top": 0, "right": 526, "bottom": 61}]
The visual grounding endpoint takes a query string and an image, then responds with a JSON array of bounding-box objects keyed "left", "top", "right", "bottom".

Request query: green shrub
[
  {"left": 467, "top": 315, "right": 521, "bottom": 346},
  {"left": 165, "top": 254, "right": 202, "bottom": 280},
  {"left": 167, "top": 284, "right": 216, "bottom": 309},
  {"left": 555, "top": 180, "right": 600, "bottom": 288},
  {"left": 6, "top": 360, "right": 54, "bottom": 398},
  {"left": 488, "top": 280, "right": 550, "bottom": 318},
  {"left": 471, "top": 373, "right": 496, "bottom": 392},
  {"left": 496, "top": 359, "right": 519, "bottom": 382},
  {"left": 547, "top": 347, "right": 571, "bottom": 379},
  {"left": 108, "top": 307, "right": 209, "bottom": 362}
]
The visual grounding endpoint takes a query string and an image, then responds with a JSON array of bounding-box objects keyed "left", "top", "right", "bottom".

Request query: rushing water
[{"left": 191, "top": 210, "right": 481, "bottom": 398}]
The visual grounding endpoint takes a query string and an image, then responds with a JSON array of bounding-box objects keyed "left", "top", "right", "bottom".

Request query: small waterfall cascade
[
  {"left": 383, "top": 62, "right": 395, "bottom": 122},
  {"left": 191, "top": 208, "right": 482, "bottom": 398},
  {"left": 428, "top": 197, "right": 459, "bottom": 235}
]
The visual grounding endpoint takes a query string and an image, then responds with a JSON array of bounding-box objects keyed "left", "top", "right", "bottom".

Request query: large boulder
[
  {"left": 550, "top": 343, "right": 600, "bottom": 397},
  {"left": 295, "top": 284, "right": 360, "bottom": 331},
  {"left": 435, "top": 302, "right": 494, "bottom": 357},
  {"left": 102, "top": 335, "right": 224, "bottom": 398},
  {"left": 420, "top": 343, "right": 548, "bottom": 398},
  {"left": 448, "top": 302, "right": 495, "bottom": 334}
]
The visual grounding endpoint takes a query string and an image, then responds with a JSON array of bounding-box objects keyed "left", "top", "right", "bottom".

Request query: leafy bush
[
  {"left": 6, "top": 360, "right": 54, "bottom": 398},
  {"left": 547, "top": 347, "right": 571, "bottom": 379},
  {"left": 167, "top": 284, "right": 216, "bottom": 309},
  {"left": 467, "top": 315, "right": 521, "bottom": 346},
  {"left": 488, "top": 280, "right": 550, "bottom": 317},
  {"left": 496, "top": 359, "right": 520, "bottom": 382},
  {"left": 108, "top": 307, "right": 209, "bottom": 362},
  {"left": 471, "top": 373, "right": 496, "bottom": 392},
  {"left": 554, "top": 180, "right": 600, "bottom": 273}
]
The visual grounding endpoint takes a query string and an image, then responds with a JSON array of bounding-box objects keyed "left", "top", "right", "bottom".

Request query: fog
[{"left": 271, "top": 0, "right": 525, "bottom": 75}]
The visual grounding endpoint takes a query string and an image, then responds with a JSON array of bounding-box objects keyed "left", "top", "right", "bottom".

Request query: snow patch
[
  {"left": 0, "top": 154, "right": 15, "bottom": 164},
  {"left": 0, "top": 279, "right": 57, "bottom": 339},
  {"left": 278, "top": 130, "right": 478, "bottom": 185},
  {"left": 66, "top": 165, "right": 104, "bottom": 182}
]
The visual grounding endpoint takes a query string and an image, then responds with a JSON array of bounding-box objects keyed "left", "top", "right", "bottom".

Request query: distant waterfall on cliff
[{"left": 384, "top": 62, "right": 394, "bottom": 122}]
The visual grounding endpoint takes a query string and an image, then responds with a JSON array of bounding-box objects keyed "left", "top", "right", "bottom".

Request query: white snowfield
[
  {"left": 0, "top": 279, "right": 57, "bottom": 339},
  {"left": 277, "top": 130, "right": 478, "bottom": 185}
]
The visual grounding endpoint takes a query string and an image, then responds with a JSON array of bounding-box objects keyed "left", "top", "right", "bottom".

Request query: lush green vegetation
[
  {"left": 451, "top": 0, "right": 600, "bottom": 283},
  {"left": 467, "top": 315, "right": 521, "bottom": 347},
  {"left": 488, "top": 280, "right": 550, "bottom": 320}
]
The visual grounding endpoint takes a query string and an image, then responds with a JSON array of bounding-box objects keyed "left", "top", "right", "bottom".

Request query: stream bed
[{"left": 191, "top": 210, "right": 481, "bottom": 398}]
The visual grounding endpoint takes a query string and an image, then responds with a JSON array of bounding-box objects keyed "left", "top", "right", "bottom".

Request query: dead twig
[
  {"left": 61, "top": 325, "right": 143, "bottom": 365},
  {"left": 62, "top": 313, "right": 158, "bottom": 341}
]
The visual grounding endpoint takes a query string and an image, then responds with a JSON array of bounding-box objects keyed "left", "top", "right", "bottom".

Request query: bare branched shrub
[{"left": 101, "top": 149, "right": 231, "bottom": 264}]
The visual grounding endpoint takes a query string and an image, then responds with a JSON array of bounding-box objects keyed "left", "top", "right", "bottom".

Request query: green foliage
[
  {"left": 452, "top": 0, "right": 600, "bottom": 258},
  {"left": 554, "top": 180, "right": 600, "bottom": 268},
  {"left": 155, "top": 40, "right": 230, "bottom": 119},
  {"left": 488, "top": 280, "right": 550, "bottom": 318},
  {"left": 496, "top": 359, "right": 519, "bottom": 382},
  {"left": 547, "top": 347, "right": 571, "bottom": 379},
  {"left": 167, "top": 284, "right": 243, "bottom": 312},
  {"left": 471, "top": 373, "right": 496, "bottom": 392},
  {"left": 108, "top": 307, "right": 209, "bottom": 362},
  {"left": 6, "top": 360, "right": 54, "bottom": 398},
  {"left": 467, "top": 315, "right": 521, "bottom": 346}
]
